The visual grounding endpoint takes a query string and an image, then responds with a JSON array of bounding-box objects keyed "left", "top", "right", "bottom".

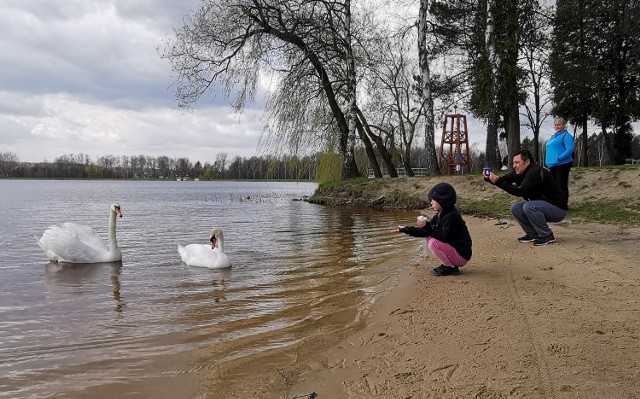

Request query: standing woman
[{"left": 545, "top": 117, "right": 574, "bottom": 200}]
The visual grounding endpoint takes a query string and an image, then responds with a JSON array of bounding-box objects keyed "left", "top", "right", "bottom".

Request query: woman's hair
[{"left": 554, "top": 117, "right": 567, "bottom": 125}]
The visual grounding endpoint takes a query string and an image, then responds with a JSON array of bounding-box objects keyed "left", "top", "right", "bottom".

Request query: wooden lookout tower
[{"left": 438, "top": 114, "right": 471, "bottom": 174}]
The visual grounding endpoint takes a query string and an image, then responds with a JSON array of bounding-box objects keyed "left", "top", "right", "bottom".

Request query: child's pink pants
[{"left": 427, "top": 237, "right": 468, "bottom": 267}]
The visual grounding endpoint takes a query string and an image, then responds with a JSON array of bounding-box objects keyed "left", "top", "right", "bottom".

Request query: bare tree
[
  {"left": 161, "top": 0, "right": 361, "bottom": 179},
  {"left": 0, "top": 152, "right": 18, "bottom": 177},
  {"left": 418, "top": 0, "right": 440, "bottom": 174},
  {"left": 361, "top": 30, "right": 424, "bottom": 177},
  {"left": 595, "top": 134, "right": 608, "bottom": 166},
  {"left": 520, "top": 0, "right": 553, "bottom": 162}
]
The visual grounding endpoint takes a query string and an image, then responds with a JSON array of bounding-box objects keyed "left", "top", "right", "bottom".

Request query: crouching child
[{"left": 397, "top": 182, "right": 473, "bottom": 276}]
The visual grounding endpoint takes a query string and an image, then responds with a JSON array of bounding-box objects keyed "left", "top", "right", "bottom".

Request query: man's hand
[{"left": 488, "top": 172, "right": 499, "bottom": 184}]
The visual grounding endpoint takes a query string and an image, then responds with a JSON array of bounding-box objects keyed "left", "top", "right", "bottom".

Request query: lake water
[{"left": 0, "top": 180, "right": 419, "bottom": 398}]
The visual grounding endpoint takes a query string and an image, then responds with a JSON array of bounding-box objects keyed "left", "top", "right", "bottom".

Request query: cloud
[
  {"left": 1, "top": 90, "right": 263, "bottom": 163},
  {"left": 0, "top": 0, "right": 267, "bottom": 163},
  {"left": 7, "top": 0, "right": 613, "bottom": 167}
]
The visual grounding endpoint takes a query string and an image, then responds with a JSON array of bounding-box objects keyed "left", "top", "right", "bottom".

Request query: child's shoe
[{"left": 431, "top": 264, "right": 460, "bottom": 276}]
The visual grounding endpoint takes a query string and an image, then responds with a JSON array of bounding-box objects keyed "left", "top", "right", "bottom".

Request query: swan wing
[
  {"left": 212, "top": 248, "right": 232, "bottom": 268},
  {"left": 60, "top": 222, "right": 108, "bottom": 251},
  {"left": 178, "top": 244, "right": 218, "bottom": 268},
  {"left": 38, "top": 225, "right": 107, "bottom": 263}
]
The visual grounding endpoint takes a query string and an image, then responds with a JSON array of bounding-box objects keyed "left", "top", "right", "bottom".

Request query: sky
[
  {"left": 0, "top": 0, "right": 567, "bottom": 166},
  {"left": 0, "top": 0, "right": 267, "bottom": 164}
]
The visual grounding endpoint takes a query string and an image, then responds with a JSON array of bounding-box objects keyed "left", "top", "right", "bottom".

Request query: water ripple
[{"left": 0, "top": 180, "right": 421, "bottom": 398}]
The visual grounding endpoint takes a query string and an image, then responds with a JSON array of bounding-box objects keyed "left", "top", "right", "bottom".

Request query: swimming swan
[
  {"left": 178, "top": 228, "right": 232, "bottom": 268},
  {"left": 36, "top": 203, "right": 123, "bottom": 264}
]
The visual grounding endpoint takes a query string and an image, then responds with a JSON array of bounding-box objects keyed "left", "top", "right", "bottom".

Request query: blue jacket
[{"left": 545, "top": 129, "right": 574, "bottom": 168}]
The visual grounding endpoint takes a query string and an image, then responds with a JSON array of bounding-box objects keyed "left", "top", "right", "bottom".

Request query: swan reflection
[
  {"left": 42, "top": 261, "right": 126, "bottom": 314},
  {"left": 210, "top": 268, "right": 231, "bottom": 303}
]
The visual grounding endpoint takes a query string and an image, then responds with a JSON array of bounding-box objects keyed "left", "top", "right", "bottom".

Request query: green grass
[
  {"left": 458, "top": 199, "right": 639, "bottom": 226},
  {"left": 458, "top": 198, "right": 515, "bottom": 219},
  {"left": 569, "top": 202, "right": 639, "bottom": 225},
  {"left": 316, "top": 177, "right": 369, "bottom": 190}
]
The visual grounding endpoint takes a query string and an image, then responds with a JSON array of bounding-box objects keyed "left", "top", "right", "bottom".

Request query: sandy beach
[{"left": 289, "top": 216, "right": 640, "bottom": 398}]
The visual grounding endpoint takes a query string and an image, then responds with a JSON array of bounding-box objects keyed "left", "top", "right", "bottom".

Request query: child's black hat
[{"left": 428, "top": 182, "right": 457, "bottom": 210}]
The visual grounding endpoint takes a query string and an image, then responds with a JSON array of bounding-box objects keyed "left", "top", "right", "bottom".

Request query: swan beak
[
  {"left": 210, "top": 237, "right": 217, "bottom": 249},
  {"left": 115, "top": 208, "right": 123, "bottom": 218}
]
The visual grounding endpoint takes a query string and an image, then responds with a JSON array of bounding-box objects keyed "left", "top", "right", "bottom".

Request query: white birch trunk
[
  {"left": 343, "top": 0, "right": 358, "bottom": 179},
  {"left": 418, "top": 0, "right": 440, "bottom": 174}
]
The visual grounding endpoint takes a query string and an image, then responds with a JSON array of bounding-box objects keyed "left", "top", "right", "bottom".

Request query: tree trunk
[
  {"left": 356, "top": 119, "right": 383, "bottom": 178},
  {"left": 485, "top": 0, "right": 501, "bottom": 168},
  {"left": 601, "top": 126, "right": 616, "bottom": 165},
  {"left": 402, "top": 148, "right": 415, "bottom": 177},
  {"left": 580, "top": 114, "right": 588, "bottom": 167},
  {"left": 356, "top": 108, "right": 398, "bottom": 177},
  {"left": 502, "top": 0, "right": 520, "bottom": 164},
  {"left": 342, "top": 0, "right": 359, "bottom": 180},
  {"left": 418, "top": 0, "right": 440, "bottom": 175},
  {"left": 504, "top": 104, "right": 521, "bottom": 163}
]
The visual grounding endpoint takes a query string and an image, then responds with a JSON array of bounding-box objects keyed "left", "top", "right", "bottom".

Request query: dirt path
[{"left": 290, "top": 217, "right": 640, "bottom": 398}]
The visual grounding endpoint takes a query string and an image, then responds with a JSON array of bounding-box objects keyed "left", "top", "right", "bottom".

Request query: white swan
[
  {"left": 36, "top": 203, "right": 123, "bottom": 264},
  {"left": 178, "top": 227, "right": 232, "bottom": 268}
]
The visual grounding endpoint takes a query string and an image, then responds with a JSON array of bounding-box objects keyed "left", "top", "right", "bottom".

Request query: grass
[
  {"left": 459, "top": 199, "right": 639, "bottom": 226},
  {"left": 569, "top": 202, "right": 640, "bottom": 225},
  {"left": 458, "top": 198, "right": 515, "bottom": 219}
]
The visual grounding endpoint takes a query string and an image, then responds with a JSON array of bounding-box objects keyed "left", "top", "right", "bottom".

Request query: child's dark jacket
[{"left": 400, "top": 208, "right": 473, "bottom": 261}]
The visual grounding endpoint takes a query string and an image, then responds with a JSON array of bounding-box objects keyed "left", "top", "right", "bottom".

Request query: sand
[{"left": 289, "top": 216, "right": 640, "bottom": 398}]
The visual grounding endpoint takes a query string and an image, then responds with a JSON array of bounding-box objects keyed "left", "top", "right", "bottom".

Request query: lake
[{"left": 0, "top": 180, "right": 419, "bottom": 398}]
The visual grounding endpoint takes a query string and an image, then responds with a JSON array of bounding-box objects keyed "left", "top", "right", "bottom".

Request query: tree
[
  {"left": 214, "top": 153, "right": 227, "bottom": 179},
  {"left": 479, "top": 0, "right": 523, "bottom": 166},
  {"left": 552, "top": 0, "right": 640, "bottom": 165},
  {"left": 432, "top": 0, "right": 524, "bottom": 169},
  {"left": 551, "top": 0, "right": 599, "bottom": 166},
  {"left": 0, "top": 152, "right": 18, "bottom": 177},
  {"left": 519, "top": 0, "right": 553, "bottom": 162},
  {"left": 176, "top": 157, "right": 192, "bottom": 178},
  {"left": 481, "top": 0, "right": 502, "bottom": 169},
  {"left": 162, "top": 0, "right": 361, "bottom": 179},
  {"left": 343, "top": 0, "right": 358, "bottom": 179},
  {"left": 597, "top": 0, "right": 640, "bottom": 164},
  {"left": 418, "top": 0, "right": 440, "bottom": 174},
  {"left": 360, "top": 30, "right": 424, "bottom": 177},
  {"left": 193, "top": 161, "right": 204, "bottom": 178},
  {"left": 157, "top": 156, "right": 171, "bottom": 178}
]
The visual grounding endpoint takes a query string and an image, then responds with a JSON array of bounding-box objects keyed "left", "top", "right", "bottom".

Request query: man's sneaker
[
  {"left": 431, "top": 265, "right": 460, "bottom": 276},
  {"left": 533, "top": 234, "right": 556, "bottom": 246},
  {"left": 517, "top": 234, "right": 536, "bottom": 243}
]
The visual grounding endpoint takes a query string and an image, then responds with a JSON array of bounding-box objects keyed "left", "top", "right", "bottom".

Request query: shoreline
[
  {"left": 288, "top": 216, "right": 640, "bottom": 398},
  {"left": 308, "top": 167, "right": 640, "bottom": 226}
]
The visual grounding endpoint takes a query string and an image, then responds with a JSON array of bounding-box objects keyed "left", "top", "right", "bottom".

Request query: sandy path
[{"left": 290, "top": 217, "right": 640, "bottom": 398}]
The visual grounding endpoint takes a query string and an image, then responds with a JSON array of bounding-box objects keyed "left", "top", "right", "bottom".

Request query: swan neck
[
  {"left": 216, "top": 231, "right": 224, "bottom": 251},
  {"left": 108, "top": 210, "right": 118, "bottom": 251}
]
